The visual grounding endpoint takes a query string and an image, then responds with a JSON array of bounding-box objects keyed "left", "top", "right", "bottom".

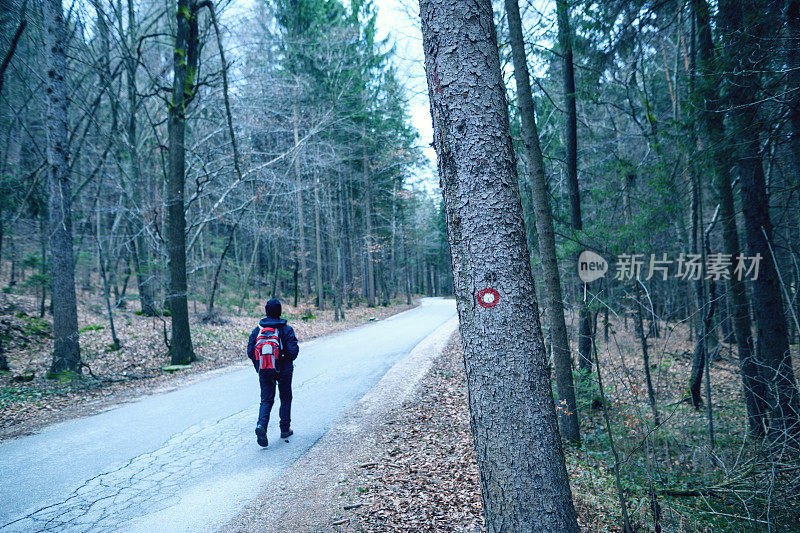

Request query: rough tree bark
[
  {"left": 43, "top": 0, "right": 81, "bottom": 375},
  {"left": 718, "top": 0, "right": 800, "bottom": 439},
  {"left": 166, "top": 0, "right": 199, "bottom": 364},
  {"left": 419, "top": 0, "right": 579, "bottom": 528},
  {"left": 505, "top": 0, "right": 580, "bottom": 443}
]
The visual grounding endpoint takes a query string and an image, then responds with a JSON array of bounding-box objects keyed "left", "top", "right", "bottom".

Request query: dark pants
[{"left": 258, "top": 364, "right": 293, "bottom": 432}]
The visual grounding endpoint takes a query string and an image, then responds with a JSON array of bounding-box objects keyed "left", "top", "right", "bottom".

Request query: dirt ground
[
  {"left": 0, "top": 291, "right": 413, "bottom": 440},
  {"left": 333, "top": 316, "right": 800, "bottom": 532}
]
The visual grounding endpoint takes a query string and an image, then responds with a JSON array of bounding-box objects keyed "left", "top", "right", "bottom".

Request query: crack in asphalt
[{"left": 1, "top": 407, "right": 253, "bottom": 532}]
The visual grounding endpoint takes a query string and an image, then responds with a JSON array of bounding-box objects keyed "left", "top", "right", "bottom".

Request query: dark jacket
[{"left": 247, "top": 317, "right": 299, "bottom": 372}]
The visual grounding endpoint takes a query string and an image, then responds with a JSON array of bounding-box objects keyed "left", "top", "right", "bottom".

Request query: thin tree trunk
[
  {"left": 206, "top": 222, "right": 238, "bottom": 314},
  {"left": 314, "top": 175, "right": 324, "bottom": 309},
  {"left": 420, "top": 0, "right": 579, "bottom": 528},
  {"left": 96, "top": 213, "right": 120, "bottom": 350},
  {"left": 0, "top": 18, "right": 26, "bottom": 99},
  {"left": 166, "top": 0, "right": 198, "bottom": 364},
  {"left": 505, "top": 0, "right": 580, "bottom": 443},
  {"left": 593, "top": 327, "right": 634, "bottom": 533},
  {"left": 402, "top": 221, "right": 412, "bottom": 305},
  {"left": 44, "top": 0, "right": 81, "bottom": 375},
  {"left": 788, "top": 0, "right": 800, "bottom": 184},
  {"left": 556, "top": 0, "right": 593, "bottom": 375},
  {"left": 293, "top": 259, "right": 298, "bottom": 307},
  {"left": 202, "top": 6, "right": 249, "bottom": 317},
  {"left": 703, "top": 228, "right": 716, "bottom": 449},
  {"left": 328, "top": 181, "right": 344, "bottom": 320},
  {"left": 271, "top": 240, "right": 280, "bottom": 298},
  {"left": 688, "top": 116, "right": 707, "bottom": 409},
  {"left": 338, "top": 173, "right": 353, "bottom": 308},
  {"left": 786, "top": 0, "right": 800, "bottom": 349},
  {"left": 363, "top": 123, "right": 376, "bottom": 307},
  {"left": 126, "top": 2, "right": 156, "bottom": 316},
  {"left": 292, "top": 104, "right": 309, "bottom": 300},
  {"left": 389, "top": 184, "right": 397, "bottom": 299},
  {"left": 623, "top": 171, "right": 660, "bottom": 424},
  {"left": 39, "top": 215, "right": 46, "bottom": 317}
]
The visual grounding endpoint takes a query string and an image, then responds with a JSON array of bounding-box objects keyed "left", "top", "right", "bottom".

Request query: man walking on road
[{"left": 247, "top": 298, "right": 299, "bottom": 447}]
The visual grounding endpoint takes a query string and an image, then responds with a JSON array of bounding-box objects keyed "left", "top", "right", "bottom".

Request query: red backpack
[{"left": 254, "top": 326, "right": 282, "bottom": 371}]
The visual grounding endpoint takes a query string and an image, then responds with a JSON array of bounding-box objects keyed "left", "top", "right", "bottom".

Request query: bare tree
[
  {"left": 43, "top": 0, "right": 81, "bottom": 375},
  {"left": 166, "top": 0, "right": 200, "bottom": 364}
]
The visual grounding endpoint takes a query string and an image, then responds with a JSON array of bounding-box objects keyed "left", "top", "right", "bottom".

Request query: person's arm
[
  {"left": 282, "top": 325, "right": 299, "bottom": 361},
  {"left": 247, "top": 327, "right": 259, "bottom": 371}
]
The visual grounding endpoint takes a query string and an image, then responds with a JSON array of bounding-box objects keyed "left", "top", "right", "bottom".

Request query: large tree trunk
[
  {"left": 693, "top": 0, "right": 768, "bottom": 435},
  {"left": 505, "top": 0, "right": 580, "bottom": 443},
  {"left": 419, "top": 0, "right": 579, "bottom": 528},
  {"left": 556, "top": 0, "right": 592, "bottom": 375},
  {"left": 166, "top": 0, "right": 198, "bottom": 365},
  {"left": 43, "top": 0, "right": 81, "bottom": 376},
  {"left": 718, "top": 0, "right": 800, "bottom": 439}
]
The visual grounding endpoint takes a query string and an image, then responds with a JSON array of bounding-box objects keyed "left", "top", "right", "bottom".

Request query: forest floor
[
  {"left": 333, "top": 318, "right": 800, "bottom": 532},
  {"left": 0, "top": 291, "right": 413, "bottom": 440}
]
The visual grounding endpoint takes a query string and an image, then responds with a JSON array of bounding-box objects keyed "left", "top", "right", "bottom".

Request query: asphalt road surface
[{"left": 0, "top": 298, "right": 457, "bottom": 532}]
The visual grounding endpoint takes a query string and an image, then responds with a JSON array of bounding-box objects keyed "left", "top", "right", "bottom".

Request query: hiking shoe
[
  {"left": 280, "top": 429, "right": 293, "bottom": 439},
  {"left": 255, "top": 424, "right": 268, "bottom": 447}
]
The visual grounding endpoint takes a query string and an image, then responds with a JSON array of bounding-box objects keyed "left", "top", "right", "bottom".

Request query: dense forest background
[
  {"left": 2, "top": 0, "right": 800, "bottom": 529},
  {"left": 0, "top": 0, "right": 452, "bottom": 369}
]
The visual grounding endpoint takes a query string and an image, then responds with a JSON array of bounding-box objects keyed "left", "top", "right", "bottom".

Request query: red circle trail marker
[{"left": 477, "top": 288, "right": 499, "bottom": 308}]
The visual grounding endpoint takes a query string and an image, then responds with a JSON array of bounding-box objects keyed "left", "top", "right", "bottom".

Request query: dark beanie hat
[{"left": 265, "top": 298, "right": 282, "bottom": 318}]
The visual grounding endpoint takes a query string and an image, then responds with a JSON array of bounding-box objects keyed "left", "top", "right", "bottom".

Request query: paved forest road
[{"left": 0, "top": 298, "right": 457, "bottom": 532}]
